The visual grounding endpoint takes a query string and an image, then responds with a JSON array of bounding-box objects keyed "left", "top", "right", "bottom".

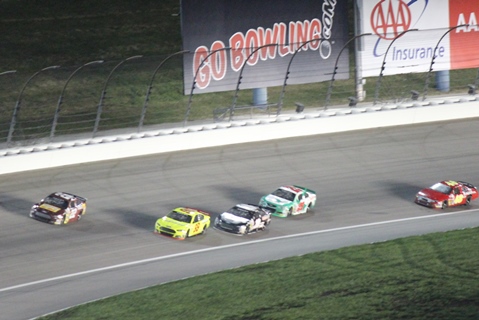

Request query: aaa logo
[{"left": 370, "top": 0, "right": 412, "bottom": 40}]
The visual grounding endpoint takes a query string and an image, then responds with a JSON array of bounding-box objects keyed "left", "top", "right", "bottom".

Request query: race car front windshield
[
  {"left": 167, "top": 211, "right": 193, "bottom": 223},
  {"left": 44, "top": 196, "right": 68, "bottom": 209},
  {"left": 430, "top": 183, "right": 452, "bottom": 194},
  {"left": 228, "top": 207, "right": 254, "bottom": 219},
  {"left": 272, "top": 188, "right": 295, "bottom": 201}
]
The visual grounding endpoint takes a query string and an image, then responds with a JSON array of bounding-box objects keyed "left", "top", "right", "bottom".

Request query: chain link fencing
[{"left": 1, "top": 36, "right": 478, "bottom": 149}]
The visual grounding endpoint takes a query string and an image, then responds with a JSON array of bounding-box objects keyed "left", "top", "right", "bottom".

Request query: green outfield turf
[{"left": 40, "top": 227, "right": 479, "bottom": 320}]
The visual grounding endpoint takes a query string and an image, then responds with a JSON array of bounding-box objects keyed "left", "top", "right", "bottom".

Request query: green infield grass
[{"left": 40, "top": 227, "right": 479, "bottom": 320}]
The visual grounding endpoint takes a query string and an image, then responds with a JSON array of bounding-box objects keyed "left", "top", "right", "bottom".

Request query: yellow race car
[{"left": 155, "top": 207, "right": 210, "bottom": 240}]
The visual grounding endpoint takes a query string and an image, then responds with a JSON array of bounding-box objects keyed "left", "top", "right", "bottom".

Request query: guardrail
[
  {"left": 213, "top": 103, "right": 278, "bottom": 122},
  {"left": 1, "top": 37, "right": 478, "bottom": 148}
]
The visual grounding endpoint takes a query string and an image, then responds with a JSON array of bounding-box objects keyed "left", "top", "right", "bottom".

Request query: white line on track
[{"left": 2, "top": 208, "right": 478, "bottom": 293}]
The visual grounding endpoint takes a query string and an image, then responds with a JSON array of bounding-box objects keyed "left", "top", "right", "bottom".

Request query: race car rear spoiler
[
  {"left": 293, "top": 185, "right": 316, "bottom": 194},
  {"left": 184, "top": 207, "right": 210, "bottom": 216},
  {"left": 75, "top": 195, "right": 88, "bottom": 202},
  {"left": 458, "top": 181, "right": 476, "bottom": 189}
]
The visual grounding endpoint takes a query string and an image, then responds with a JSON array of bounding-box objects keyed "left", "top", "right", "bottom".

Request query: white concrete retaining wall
[{"left": 1, "top": 97, "right": 478, "bottom": 175}]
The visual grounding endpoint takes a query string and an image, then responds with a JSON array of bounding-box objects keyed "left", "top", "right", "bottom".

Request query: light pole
[
  {"left": 277, "top": 41, "right": 318, "bottom": 115},
  {"left": 50, "top": 60, "right": 104, "bottom": 141},
  {"left": 93, "top": 55, "right": 142, "bottom": 137},
  {"left": 0, "top": 70, "right": 16, "bottom": 76},
  {"left": 139, "top": 50, "right": 189, "bottom": 132},
  {"left": 422, "top": 25, "right": 467, "bottom": 100},
  {"left": 374, "top": 29, "right": 418, "bottom": 105},
  {"left": 184, "top": 47, "right": 228, "bottom": 126},
  {"left": 0, "top": 70, "right": 16, "bottom": 143},
  {"left": 7, "top": 65, "right": 60, "bottom": 145},
  {"left": 230, "top": 43, "right": 277, "bottom": 121},
  {"left": 325, "top": 33, "right": 371, "bottom": 108}
]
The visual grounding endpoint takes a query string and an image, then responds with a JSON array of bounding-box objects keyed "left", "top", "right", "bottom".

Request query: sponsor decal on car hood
[
  {"left": 39, "top": 203, "right": 62, "bottom": 213},
  {"left": 265, "top": 194, "right": 291, "bottom": 206},
  {"left": 221, "top": 212, "right": 249, "bottom": 225}
]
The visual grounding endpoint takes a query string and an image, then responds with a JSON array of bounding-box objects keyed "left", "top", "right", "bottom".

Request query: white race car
[{"left": 214, "top": 204, "right": 273, "bottom": 235}]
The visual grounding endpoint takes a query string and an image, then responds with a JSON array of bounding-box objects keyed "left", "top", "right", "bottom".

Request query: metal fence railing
[{"left": 1, "top": 35, "right": 478, "bottom": 149}]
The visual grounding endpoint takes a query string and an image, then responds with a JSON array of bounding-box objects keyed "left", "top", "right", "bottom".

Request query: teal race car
[{"left": 259, "top": 185, "right": 316, "bottom": 217}]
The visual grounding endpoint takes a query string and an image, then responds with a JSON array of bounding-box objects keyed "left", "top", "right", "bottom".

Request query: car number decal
[
  {"left": 297, "top": 202, "right": 305, "bottom": 212},
  {"left": 454, "top": 194, "right": 464, "bottom": 204}
]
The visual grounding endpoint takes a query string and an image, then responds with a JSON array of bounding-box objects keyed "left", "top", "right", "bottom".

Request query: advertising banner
[
  {"left": 181, "top": 0, "right": 349, "bottom": 94},
  {"left": 449, "top": 0, "right": 479, "bottom": 70},
  {"left": 357, "top": 0, "right": 479, "bottom": 78}
]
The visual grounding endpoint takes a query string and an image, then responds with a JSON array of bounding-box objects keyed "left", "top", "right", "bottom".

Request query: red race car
[{"left": 415, "top": 180, "right": 478, "bottom": 209}]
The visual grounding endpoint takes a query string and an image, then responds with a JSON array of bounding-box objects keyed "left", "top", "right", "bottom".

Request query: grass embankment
[{"left": 41, "top": 228, "right": 479, "bottom": 320}]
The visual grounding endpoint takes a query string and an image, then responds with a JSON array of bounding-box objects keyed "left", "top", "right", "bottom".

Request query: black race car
[{"left": 214, "top": 204, "right": 272, "bottom": 235}]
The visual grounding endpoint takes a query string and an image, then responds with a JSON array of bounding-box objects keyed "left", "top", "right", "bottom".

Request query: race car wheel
[
  {"left": 306, "top": 203, "right": 313, "bottom": 212},
  {"left": 186, "top": 229, "right": 191, "bottom": 238},
  {"left": 287, "top": 208, "right": 292, "bottom": 217},
  {"left": 441, "top": 201, "right": 448, "bottom": 209},
  {"left": 200, "top": 226, "right": 206, "bottom": 234},
  {"left": 465, "top": 196, "right": 471, "bottom": 206}
]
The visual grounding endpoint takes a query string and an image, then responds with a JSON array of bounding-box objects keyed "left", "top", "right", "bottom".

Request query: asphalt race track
[{"left": 1, "top": 118, "right": 479, "bottom": 320}]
